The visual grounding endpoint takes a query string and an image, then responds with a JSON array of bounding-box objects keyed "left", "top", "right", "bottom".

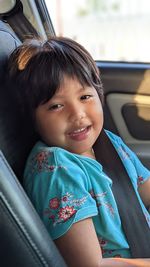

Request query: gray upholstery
[
  {"left": 0, "top": 21, "right": 20, "bottom": 73},
  {"left": 0, "top": 20, "right": 37, "bottom": 180},
  {"left": 0, "top": 20, "right": 67, "bottom": 267}
]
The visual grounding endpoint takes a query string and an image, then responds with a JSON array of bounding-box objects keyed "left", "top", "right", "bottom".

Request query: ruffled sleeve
[{"left": 24, "top": 145, "right": 98, "bottom": 240}]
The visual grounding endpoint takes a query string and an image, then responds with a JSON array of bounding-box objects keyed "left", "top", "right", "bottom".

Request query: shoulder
[
  {"left": 104, "top": 129, "right": 136, "bottom": 167},
  {"left": 105, "top": 129, "right": 122, "bottom": 146},
  {"left": 25, "top": 141, "right": 79, "bottom": 166},
  {"left": 105, "top": 130, "right": 150, "bottom": 184},
  {"left": 104, "top": 129, "right": 135, "bottom": 161},
  {"left": 23, "top": 141, "right": 89, "bottom": 186}
]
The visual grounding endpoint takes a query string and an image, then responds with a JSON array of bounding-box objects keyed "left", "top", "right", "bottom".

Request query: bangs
[{"left": 25, "top": 50, "right": 98, "bottom": 108}]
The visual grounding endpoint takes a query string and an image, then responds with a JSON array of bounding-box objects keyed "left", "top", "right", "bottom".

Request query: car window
[
  {"left": 45, "top": 0, "right": 150, "bottom": 63},
  {"left": 20, "top": 0, "right": 55, "bottom": 39}
]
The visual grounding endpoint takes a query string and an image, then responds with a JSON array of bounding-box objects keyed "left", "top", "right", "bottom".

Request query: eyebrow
[{"left": 54, "top": 86, "right": 91, "bottom": 99}]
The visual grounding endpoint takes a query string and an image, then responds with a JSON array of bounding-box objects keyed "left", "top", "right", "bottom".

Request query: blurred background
[{"left": 44, "top": 0, "right": 150, "bottom": 62}]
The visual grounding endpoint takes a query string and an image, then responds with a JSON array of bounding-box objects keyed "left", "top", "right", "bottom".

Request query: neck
[{"left": 81, "top": 149, "right": 96, "bottom": 159}]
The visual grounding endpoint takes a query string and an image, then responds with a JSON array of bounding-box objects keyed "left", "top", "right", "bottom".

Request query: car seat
[{"left": 0, "top": 20, "right": 67, "bottom": 267}]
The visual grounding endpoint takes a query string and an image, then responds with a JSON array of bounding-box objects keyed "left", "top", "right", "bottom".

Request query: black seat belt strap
[{"left": 94, "top": 129, "right": 150, "bottom": 257}]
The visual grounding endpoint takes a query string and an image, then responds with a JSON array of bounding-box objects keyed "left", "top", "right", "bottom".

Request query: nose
[{"left": 68, "top": 103, "right": 86, "bottom": 123}]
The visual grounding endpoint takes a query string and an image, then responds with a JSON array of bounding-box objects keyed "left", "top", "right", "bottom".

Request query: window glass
[
  {"left": 45, "top": 0, "right": 150, "bottom": 62},
  {"left": 21, "top": 0, "right": 48, "bottom": 39}
]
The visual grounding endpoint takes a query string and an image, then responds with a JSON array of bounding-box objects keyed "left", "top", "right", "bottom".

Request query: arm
[
  {"left": 55, "top": 218, "right": 150, "bottom": 267},
  {"left": 55, "top": 218, "right": 102, "bottom": 267},
  {"left": 138, "top": 177, "right": 150, "bottom": 210}
]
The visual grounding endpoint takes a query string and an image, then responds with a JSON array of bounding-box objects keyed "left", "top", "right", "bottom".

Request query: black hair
[{"left": 8, "top": 36, "right": 104, "bottom": 121}]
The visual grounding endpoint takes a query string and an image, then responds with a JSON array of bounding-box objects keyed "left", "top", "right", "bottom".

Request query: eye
[
  {"left": 48, "top": 104, "right": 63, "bottom": 111},
  {"left": 80, "top": 95, "right": 93, "bottom": 100}
]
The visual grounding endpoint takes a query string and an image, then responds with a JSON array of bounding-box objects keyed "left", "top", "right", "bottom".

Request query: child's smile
[
  {"left": 35, "top": 75, "right": 103, "bottom": 158},
  {"left": 67, "top": 125, "right": 92, "bottom": 142}
]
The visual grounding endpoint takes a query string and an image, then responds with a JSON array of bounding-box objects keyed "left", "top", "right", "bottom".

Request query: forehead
[
  {"left": 54, "top": 75, "right": 92, "bottom": 97},
  {"left": 37, "top": 74, "right": 98, "bottom": 108}
]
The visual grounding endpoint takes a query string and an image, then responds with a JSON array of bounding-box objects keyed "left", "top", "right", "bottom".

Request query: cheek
[
  {"left": 96, "top": 110, "right": 104, "bottom": 130},
  {"left": 35, "top": 111, "right": 51, "bottom": 138},
  {"left": 36, "top": 119, "right": 48, "bottom": 140},
  {"left": 92, "top": 98, "right": 103, "bottom": 117},
  {"left": 36, "top": 119, "right": 57, "bottom": 145},
  {"left": 92, "top": 100, "right": 104, "bottom": 127},
  {"left": 35, "top": 111, "right": 65, "bottom": 141}
]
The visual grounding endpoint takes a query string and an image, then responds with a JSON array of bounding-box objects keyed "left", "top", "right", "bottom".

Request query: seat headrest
[
  {"left": 0, "top": 20, "right": 21, "bottom": 82},
  {"left": 0, "top": 20, "right": 37, "bottom": 181}
]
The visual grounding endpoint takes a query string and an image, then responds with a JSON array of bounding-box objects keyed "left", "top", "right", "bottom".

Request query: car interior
[
  {"left": 0, "top": 0, "right": 150, "bottom": 266},
  {"left": 0, "top": 19, "right": 67, "bottom": 267}
]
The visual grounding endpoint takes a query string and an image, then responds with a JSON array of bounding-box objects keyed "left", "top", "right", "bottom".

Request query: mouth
[{"left": 67, "top": 125, "right": 91, "bottom": 141}]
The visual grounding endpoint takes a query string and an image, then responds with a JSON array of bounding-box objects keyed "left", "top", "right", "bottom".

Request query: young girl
[{"left": 8, "top": 37, "right": 150, "bottom": 267}]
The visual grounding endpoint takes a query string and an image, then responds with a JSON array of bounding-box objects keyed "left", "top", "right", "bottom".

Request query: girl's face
[{"left": 35, "top": 75, "right": 103, "bottom": 158}]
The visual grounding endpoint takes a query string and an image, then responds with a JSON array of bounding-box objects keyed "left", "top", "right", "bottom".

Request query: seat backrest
[
  {"left": 0, "top": 20, "right": 37, "bottom": 180},
  {"left": 0, "top": 20, "right": 67, "bottom": 267},
  {"left": 0, "top": 150, "right": 67, "bottom": 267}
]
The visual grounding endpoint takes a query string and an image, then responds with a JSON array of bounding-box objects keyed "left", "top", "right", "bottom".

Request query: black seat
[{"left": 0, "top": 20, "right": 67, "bottom": 267}]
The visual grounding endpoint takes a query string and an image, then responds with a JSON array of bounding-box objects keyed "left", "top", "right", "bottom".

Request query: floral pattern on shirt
[
  {"left": 116, "top": 145, "right": 145, "bottom": 187},
  {"left": 98, "top": 236, "right": 108, "bottom": 255},
  {"left": 44, "top": 192, "right": 88, "bottom": 226},
  {"left": 90, "top": 190, "right": 114, "bottom": 216},
  {"left": 30, "top": 150, "right": 67, "bottom": 173},
  {"left": 137, "top": 175, "right": 144, "bottom": 186},
  {"left": 98, "top": 237, "right": 122, "bottom": 257}
]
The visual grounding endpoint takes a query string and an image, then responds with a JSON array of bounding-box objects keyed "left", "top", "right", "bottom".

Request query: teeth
[{"left": 73, "top": 127, "right": 86, "bottom": 133}]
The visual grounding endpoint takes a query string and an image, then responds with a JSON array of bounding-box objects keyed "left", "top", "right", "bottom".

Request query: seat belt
[{"left": 94, "top": 129, "right": 150, "bottom": 258}]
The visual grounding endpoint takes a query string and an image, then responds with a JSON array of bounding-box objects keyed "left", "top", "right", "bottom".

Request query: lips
[{"left": 67, "top": 126, "right": 91, "bottom": 141}]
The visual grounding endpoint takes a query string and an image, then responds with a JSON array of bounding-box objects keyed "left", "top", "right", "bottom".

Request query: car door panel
[{"left": 98, "top": 64, "right": 150, "bottom": 168}]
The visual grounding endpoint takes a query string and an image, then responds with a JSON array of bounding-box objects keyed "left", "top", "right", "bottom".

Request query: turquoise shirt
[{"left": 23, "top": 130, "right": 150, "bottom": 258}]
